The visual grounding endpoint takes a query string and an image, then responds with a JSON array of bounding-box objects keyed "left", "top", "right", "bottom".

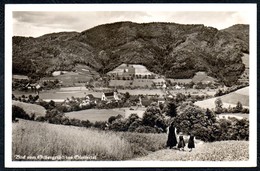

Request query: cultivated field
[
  {"left": 12, "top": 100, "right": 46, "bottom": 117},
  {"left": 12, "top": 120, "right": 167, "bottom": 161},
  {"left": 13, "top": 88, "right": 103, "bottom": 101},
  {"left": 194, "top": 87, "right": 249, "bottom": 110},
  {"left": 65, "top": 108, "right": 125, "bottom": 122},
  {"left": 132, "top": 140, "right": 249, "bottom": 161}
]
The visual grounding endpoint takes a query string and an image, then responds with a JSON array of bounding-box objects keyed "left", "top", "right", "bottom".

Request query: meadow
[
  {"left": 64, "top": 108, "right": 125, "bottom": 122},
  {"left": 12, "top": 120, "right": 167, "bottom": 161},
  {"left": 12, "top": 88, "right": 102, "bottom": 101},
  {"left": 194, "top": 86, "right": 249, "bottom": 110},
  {"left": 12, "top": 100, "right": 46, "bottom": 117}
]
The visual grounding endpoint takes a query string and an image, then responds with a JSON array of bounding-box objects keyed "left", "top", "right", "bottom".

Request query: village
[{"left": 12, "top": 61, "right": 249, "bottom": 122}]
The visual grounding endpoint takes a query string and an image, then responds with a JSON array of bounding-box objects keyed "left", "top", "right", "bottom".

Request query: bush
[
  {"left": 93, "top": 121, "right": 108, "bottom": 130},
  {"left": 108, "top": 116, "right": 117, "bottom": 124},
  {"left": 134, "top": 126, "right": 159, "bottom": 133},
  {"left": 109, "top": 119, "right": 128, "bottom": 132},
  {"left": 70, "top": 118, "right": 82, "bottom": 127},
  {"left": 35, "top": 116, "right": 46, "bottom": 122},
  {"left": 128, "top": 120, "right": 142, "bottom": 132},
  {"left": 45, "top": 109, "right": 64, "bottom": 124},
  {"left": 12, "top": 105, "right": 30, "bottom": 121},
  {"left": 61, "top": 117, "right": 71, "bottom": 125},
  {"left": 81, "top": 120, "right": 92, "bottom": 128}
]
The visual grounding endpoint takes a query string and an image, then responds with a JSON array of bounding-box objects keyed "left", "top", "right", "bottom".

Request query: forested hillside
[{"left": 13, "top": 22, "right": 249, "bottom": 86}]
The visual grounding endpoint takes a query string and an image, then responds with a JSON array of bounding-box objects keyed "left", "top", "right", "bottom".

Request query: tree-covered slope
[{"left": 12, "top": 22, "right": 249, "bottom": 86}]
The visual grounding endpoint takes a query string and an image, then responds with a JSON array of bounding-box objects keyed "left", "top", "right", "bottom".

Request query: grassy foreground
[
  {"left": 12, "top": 120, "right": 167, "bottom": 161},
  {"left": 132, "top": 140, "right": 249, "bottom": 161}
]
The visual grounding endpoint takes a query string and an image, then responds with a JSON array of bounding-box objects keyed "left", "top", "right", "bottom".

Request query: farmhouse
[{"left": 101, "top": 92, "right": 120, "bottom": 102}]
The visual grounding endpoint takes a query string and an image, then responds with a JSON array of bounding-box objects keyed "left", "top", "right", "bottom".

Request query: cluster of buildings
[{"left": 107, "top": 64, "right": 167, "bottom": 88}]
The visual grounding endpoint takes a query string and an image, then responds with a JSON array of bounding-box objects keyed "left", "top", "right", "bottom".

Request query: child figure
[
  {"left": 188, "top": 135, "right": 195, "bottom": 152},
  {"left": 177, "top": 133, "right": 185, "bottom": 151}
]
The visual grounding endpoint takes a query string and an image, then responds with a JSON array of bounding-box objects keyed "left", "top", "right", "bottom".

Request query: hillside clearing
[
  {"left": 64, "top": 109, "right": 125, "bottom": 122},
  {"left": 12, "top": 100, "right": 46, "bottom": 117},
  {"left": 13, "top": 88, "right": 103, "bottom": 100},
  {"left": 194, "top": 87, "right": 249, "bottom": 109}
]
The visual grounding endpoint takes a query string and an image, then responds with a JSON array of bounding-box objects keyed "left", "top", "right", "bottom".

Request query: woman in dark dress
[
  {"left": 188, "top": 135, "right": 195, "bottom": 152},
  {"left": 177, "top": 134, "right": 185, "bottom": 151},
  {"left": 166, "top": 122, "right": 177, "bottom": 149}
]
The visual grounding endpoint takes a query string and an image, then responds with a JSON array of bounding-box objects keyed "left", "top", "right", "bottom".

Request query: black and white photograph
[{"left": 5, "top": 4, "right": 257, "bottom": 168}]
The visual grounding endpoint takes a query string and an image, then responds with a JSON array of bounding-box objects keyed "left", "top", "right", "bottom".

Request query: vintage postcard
[{"left": 5, "top": 3, "right": 257, "bottom": 168}]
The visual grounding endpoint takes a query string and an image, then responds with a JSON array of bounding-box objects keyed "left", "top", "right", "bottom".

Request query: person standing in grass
[
  {"left": 188, "top": 135, "right": 195, "bottom": 152},
  {"left": 166, "top": 122, "right": 177, "bottom": 149},
  {"left": 177, "top": 133, "right": 185, "bottom": 151}
]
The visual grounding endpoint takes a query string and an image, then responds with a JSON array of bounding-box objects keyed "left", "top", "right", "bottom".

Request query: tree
[
  {"left": 165, "top": 100, "right": 177, "bottom": 117},
  {"left": 12, "top": 105, "right": 30, "bottom": 121},
  {"left": 45, "top": 109, "right": 64, "bottom": 124},
  {"left": 173, "top": 104, "right": 217, "bottom": 141},
  {"left": 142, "top": 104, "right": 167, "bottom": 131},
  {"left": 235, "top": 101, "right": 243, "bottom": 113},
  {"left": 124, "top": 92, "right": 131, "bottom": 101},
  {"left": 215, "top": 98, "right": 223, "bottom": 114},
  {"left": 206, "top": 108, "right": 216, "bottom": 123}
]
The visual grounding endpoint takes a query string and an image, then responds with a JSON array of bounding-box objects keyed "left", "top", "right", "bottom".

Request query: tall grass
[
  {"left": 12, "top": 120, "right": 167, "bottom": 161},
  {"left": 13, "top": 120, "right": 133, "bottom": 160}
]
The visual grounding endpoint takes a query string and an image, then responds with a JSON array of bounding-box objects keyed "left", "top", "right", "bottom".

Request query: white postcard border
[{"left": 5, "top": 3, "right": 257, "bottom": 168}]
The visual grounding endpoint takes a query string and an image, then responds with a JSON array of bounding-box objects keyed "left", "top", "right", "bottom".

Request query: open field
[
  {"left": 217, "top": 113, "right": 249, "bottom": 120},
  {"left": 194, "top": 87, "right": 249, "bottom": 110},
  {"left": 12, "top": 120, "right": 166, "bottom": 161},
  {"left": 13, "top": 88, "right": 103, "bottom": 101},
  {"left": 12, "top": 100, "right": 46, "bottom": 117},
  {"left": 65, "top": 109, "right": 125, "bottom": 122},
  {"left": 132, "top": 140, "right": 249, "bottom": 161}
]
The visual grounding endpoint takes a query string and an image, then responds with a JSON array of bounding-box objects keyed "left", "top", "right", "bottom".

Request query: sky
[{"left": 13, "top": 11, "right": 250, "bottom": 37}]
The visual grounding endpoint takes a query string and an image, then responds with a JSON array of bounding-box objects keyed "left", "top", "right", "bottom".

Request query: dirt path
[{"left": 131, "top": 142, "right": 204, "bottom": 161}]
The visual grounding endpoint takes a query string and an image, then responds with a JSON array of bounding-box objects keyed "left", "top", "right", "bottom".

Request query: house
[
  {"left": 174, "top": 84, "right": 182, "bottom": 90},
  {"left": 101, "top": 92, "right": 120, "bottom": 102}
]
